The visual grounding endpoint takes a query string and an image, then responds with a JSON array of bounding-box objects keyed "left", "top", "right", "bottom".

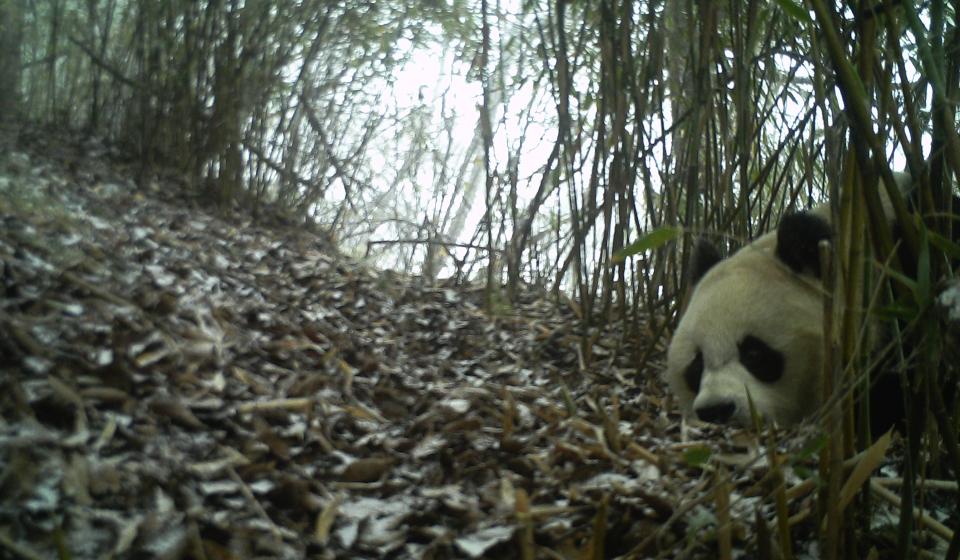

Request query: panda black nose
[{"left": 696, "top": 402, "right": 736, "bottom": 424}]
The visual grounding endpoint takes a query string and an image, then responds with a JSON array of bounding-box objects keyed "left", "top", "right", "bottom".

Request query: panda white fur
[{"left": 664, "top": 209, "right": 833, "bottom": 427}]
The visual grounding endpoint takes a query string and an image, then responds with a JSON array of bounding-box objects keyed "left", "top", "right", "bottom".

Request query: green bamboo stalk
[
  {"left": 819, "top": 237, "right": 841, "bottom": 560},
  {"left": 767, "top": 426, "right": 793, "bottom": 560},
  {"left": 805, "top": 0, "right": 917, "bottom": 274}
]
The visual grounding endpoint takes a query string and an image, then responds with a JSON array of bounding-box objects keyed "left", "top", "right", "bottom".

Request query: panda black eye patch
[
  {"left": 738, "top": 335, "right": 784, "bottom": 382},
  {"left": 684, "top": 350, "right": 704, "bottom": 393}
]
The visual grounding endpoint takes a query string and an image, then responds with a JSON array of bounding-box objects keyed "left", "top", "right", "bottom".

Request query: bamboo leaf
[
  {"left": 683, "top": 446, "right": 711, "bottom": 467},
  {"left": 872, "top": 303, "right": 917, "bottom": 322},
  {"left": 612, "top": 226, "right": 681, "bottom": 263},
  {"left": 927, "top": 230, "right": 960, "bottom": 260},
  {"left": 836, "top": 429, "right": 893, "bottom": 512},
  {"left": 878, "top": 265, "right": 918, "bottom": 294},
  {"left": 797, "top": 433, "right": 827, "bottom": 460},
  {"left": 772, "top": 0, "right": 811, "bottom": 23}
]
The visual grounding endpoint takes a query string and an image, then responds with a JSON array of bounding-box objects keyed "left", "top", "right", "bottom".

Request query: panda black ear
[
  {"left": 690, "top": 238, "right": 723, "bottom": 285},
  {"left": 775, "top": 212, "right": 832, "bottom": 277}
]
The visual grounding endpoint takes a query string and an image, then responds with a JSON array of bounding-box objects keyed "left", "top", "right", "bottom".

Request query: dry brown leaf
[
  {"left": 837, "top": 429, "right": 893, "bottom": 513},
  {"left": 515, "top": 487, "right": 535, "bottom": 560},
  {"left": 340, "top": 457, "right": 394, "bottom": 483},
  {"left": 314, "top": 493, "right": 343, "bottom": 545},
  {"left": 47, "top": 375, "right": 83, "bottom": 407},
  {"left": 149, "top": 397, "right": 204, "bottom": 428},
  {"left": 341, "top": 403, "right": 386, "bottom": 423},
  {"left": 236, "top": 397, "right": 313, "bottom": 414},
  {"left": 253, "top": 417, "right": 291, "bottom": 460},
  {"left": 80, "top": 386, "right": 132, "bottom": 404}
]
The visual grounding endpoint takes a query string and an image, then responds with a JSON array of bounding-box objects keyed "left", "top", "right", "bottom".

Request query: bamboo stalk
[{"left": 715, "top": 466, "right": 732, "bottom": 560}]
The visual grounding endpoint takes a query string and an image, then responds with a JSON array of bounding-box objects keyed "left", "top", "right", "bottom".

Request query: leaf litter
[{"left": 0, "top": 128, "right": 949, "bottom": 558}]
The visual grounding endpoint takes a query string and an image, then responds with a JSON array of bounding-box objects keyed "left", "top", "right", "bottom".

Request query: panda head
[{"left": 664, "top": 212, "right": 832, "bottom": 427}]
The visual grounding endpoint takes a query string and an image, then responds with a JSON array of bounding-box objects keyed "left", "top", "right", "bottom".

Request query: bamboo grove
[{"left": 2, "top": 0, "right": 959, "bottom": 557}]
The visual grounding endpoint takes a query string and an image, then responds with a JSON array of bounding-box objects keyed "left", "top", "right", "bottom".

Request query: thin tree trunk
[
  {"left": 480, "top": 0, "right": 497, "bottom": 309},
  {"left": 0, "top": 0, "right": 23, "bottom": 155}
]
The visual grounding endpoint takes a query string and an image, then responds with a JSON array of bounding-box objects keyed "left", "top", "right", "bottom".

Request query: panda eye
[
  {"left": 684, "top": 351, "right": 703, "bottom": 393},
  {"left": 738, "top": 335, "right": 784, "bottom": 383}
]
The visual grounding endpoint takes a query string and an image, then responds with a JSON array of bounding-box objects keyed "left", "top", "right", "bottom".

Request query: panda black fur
[{"left": 663, "top": 175, "right": 940, "bottom": 432}]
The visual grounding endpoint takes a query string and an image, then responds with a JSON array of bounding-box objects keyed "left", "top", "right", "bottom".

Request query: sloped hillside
[{"left": 0, "top": 129, "right": 937, "bottom": 559}]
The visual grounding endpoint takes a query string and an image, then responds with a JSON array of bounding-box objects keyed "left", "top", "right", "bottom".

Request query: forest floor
[{"left": 0, "top": 128, "right": 946, "bottom": 559}]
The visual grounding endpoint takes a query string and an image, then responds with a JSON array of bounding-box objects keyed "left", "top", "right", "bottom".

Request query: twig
[
  {"left": 236, "top": 397, "right": 314, "bottom": 414},
  {"left": 0, "top": 532, "right": 46, "bottom": 560},
  {"left": 0, "top": 312, "right": 45, "bottom": 356},
  {"left": 298, "top": 94, "right": 362, "bottom": 200},
  {"left": 874, "top": 478, "right": 959, "bottom": 492},
  {"left": 242, "top": 140, "right": 315, "bottom": 190},
  {"left": 67, "top": 35, "right": 141, "bottom": 91},
  {"left": 227, "top": 466, "right": 282, "bottom": 539},
  {"left": 870, "top": 478, "right": 954, "bottom": 543},
  {"left": 715, "top": 467, "right": 732, "bottom": 560},
  {"left": 61, "top": 271, "right": 140, "bottom": 311},
  {"left": 366, "top": 237, "right": 501, "bottom": 254}
]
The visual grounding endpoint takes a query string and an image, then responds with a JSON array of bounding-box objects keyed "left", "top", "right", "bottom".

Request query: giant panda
[
  {"left": 662, "top": 175, "right": 928, "bottom": 430},
  {"left": 664, "top": 209, "right": 832, "bottom": 428}
]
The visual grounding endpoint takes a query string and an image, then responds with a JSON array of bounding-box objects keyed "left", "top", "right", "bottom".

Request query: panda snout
[{"left": 695, "top": 402, "right": 736, "bottom": 424}]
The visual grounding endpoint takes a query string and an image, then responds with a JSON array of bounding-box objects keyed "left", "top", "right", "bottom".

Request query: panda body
[{"left": 664, "top": 211, "right": 831, "bottom": 427}]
